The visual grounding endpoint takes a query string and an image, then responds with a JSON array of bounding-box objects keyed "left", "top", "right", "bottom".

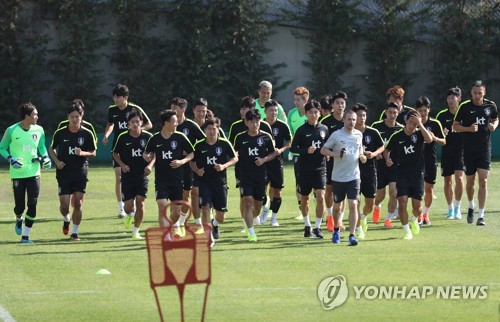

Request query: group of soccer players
[{"left": 0, "top": 80, "right": 497, "bottom": 246}]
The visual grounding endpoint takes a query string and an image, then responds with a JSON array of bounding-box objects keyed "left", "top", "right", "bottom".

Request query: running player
[
  {"left": 233, "top": 110, "right": 276, "bottom": 242},
  {"left": 379, "top": 85, "right": 415, "bottom": 124},
  {"left": 352, "top": 103, "right": 384, "bottom": 239},
  {"left": 415, "top": 96, "right": 445, "bottom": 225},
  {"left": 287, "top": 87, "right": 309, "bottom": 219},
  {"left": 112, "top": 109, "right": 153, "bottom": 239},
  {"left": 321, "top": 110, "right": 364, "bottom": 246},
  {"left": 143, "top": 110, "right": 194, "bottom": 234},
  {"left": 453, "top": 80, "right": 498, "bottom": 226},
  {"left": 260, "top": 100, "right": 292, "bottom": 226},
  {"left": 290, "top": 100, "right": 329, "bottom": 239},
  {"left": 254, "top": 80, "right": 287, "bottom": 122},
  {"left": 191, "top": 117, "right": 238, "bottom": 244},
  {"left": 57, "top": 99, "right": 97, "bottom": 144},
  {"left": 436, "top": 87, "right": 464, "bottom": 219},
  {"left": 102, "top": 84, "right": 152, "bottom": 218},
  {"left": 384, "top": 110, "right": 433, "bottom": 239},
  {"left": 320, "top": 92, "right": 346, "bottom": 232},
  {"left": 50, "top": 100, "right": 97, "bottom": 241},
  {"left": 169, "top": 97, "right": 206, "bottom": 233},
  {"left": 371, "top": 102, "right": 403, "bottom": 227},
  {"left": 0, "top": 102, "right": 51, "bottom": 244}
]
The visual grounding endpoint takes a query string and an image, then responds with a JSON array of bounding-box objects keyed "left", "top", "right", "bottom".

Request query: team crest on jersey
[
  {"left": 78, "top": 137, "right": 84, "bottom": 146},
  {"left": 320, "top": 130, "right": 326, "bottom": 138},
  {"left": 257, "top": 137, "right": 264, "bottom": 146},
  {"left": 364, "top": 136, "right": 371, "bottom": 144},
  {"left": 171, "top": 141, "right": 178, "bottom": 149},
  {"left": 411, "top": 134, "right": 418, "bottom": 143},
  {"left": 484, "top": 108, "right": 490, "bottom": 116},
  {"left": 183, "top": 128, "right": 189, "bottom": 135},
  {"left": 273, "top": 128, "right": 279, "bottom": 136},
  {"left": 32, "top": 134, "right": 38, "bottom": 141},
  {"left": 140, "top": 139, "right": 146, "bottom": 148},
  {"left": 125, "top": 112, "right": 130, "bottom": 119},
  {"left": 426, "top": 126, "right": 432, "bottom": 132},
  {"left": 216, "top": 147, "right": 222, "bottom": 156}
]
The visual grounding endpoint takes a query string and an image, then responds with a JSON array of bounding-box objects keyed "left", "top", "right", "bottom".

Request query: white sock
[
  {"left": 314, "top": 217, "right": 322, "bottom": 229},
  {"left": 178, "top": 213, "right": 187, "bottom": 225},
  {"left": 303, "top": 215, "right": 311, "bottom": 227},
  {"left": 271, "top": 212, "right": 277, "bottom": 221},
  {"left": 469, "top": 200, "right": 475, "bottom": 209},
  {"left": 23, "top": 227, "right": 32, "bottom": 236},
  {"left": 173, "top": 222, "right": 180, "bottom": 228},
  {"left": 339, "top": 212, "right": 345, "bottom": 222},
  {"left": 385, "top": 212, "right": 393, "bottom": 220},
  {"left": 63, "top": 214, "right": 70, "bottom": 222},
  {"left": 424, "top": 207, "right": 430, "bottom": 215},
  {"left": 327, "top": 207, "right": 333, "bottom": 216},
  {"left": 356, "top": 226, "right": 363, "bottom": 232},
  {"left": 213, "top": 219, "right": 220, "bottom": 226},
  {"left": 118, "top": 201, "right": 124, "bottom": 211},
  {"left": 454, "top": 200, "right": 461, "bottom": 208},
  {"left": 403, "top": 224, "right": 410, "bottom": 232},
  {"left": 248, "top": 227, "right": 255, "bottom": 235},
  {"left": 132, "top": 227, "right": 139, "bottom": 235},
  {"left": 411, "top": 216, "right": 418, "bottom": 222},
  {"left": 478, "top": 209, "right": 485, "bottom": 218},
  {"left": 360, "top": 213, "right": 367, "bottom": 220},
  {"left": 71, "top": 224, "right": 79, "bottom": 234},
  {"left": 194, "top": 217, "right": 202, "bottom": 225},
  {"left": 448, "top": 204, "right": 453, "bottom": 211},
  {"left": 375, "top": 204, "right": 381, "bottom": 209}
]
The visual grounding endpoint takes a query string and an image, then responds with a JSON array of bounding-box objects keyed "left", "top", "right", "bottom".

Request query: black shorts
[
  {"left": 298, "top": 171, "right": 326, "bottom": 196},
  {"left": 239, "top": 177, "right": 267, "bottom": 201},
  {"left": 155, "top": 182, "right": 183, "bottom": 201},
  {"left": 326, "top": 158, "right": 334, "bottom": 185},
  {"left": 440, "top": 151, "right": 464, "bottom": 177},
  {"left": 57, "top": 173, "right": 88, "bottom": 195},
  {"left": 192, "top": 173, "right": 201, "bottom": 188},
  {"left": 333, "top": 179, "right": 360, "bottom": 203},
  {"left": 182, "top": 163, "right": 193, "bottom": 190},
  {"left": 396, "top": 174, "right": 424, "bottom": 200},
  {"left": 121, "top": 175, "right": 148, "bottom": 201},
  {"left": 266, "top": 158, "right": 284, "bottom": 189},
  {"left": 424, "top": 159, "right": 438, "bottom": 184},
  {"left": 376, "top": 163, "right": 397, "bottom": 190},
  {"left": 464, "top": 149, "right": 491, "bottom": 176},
  {"left": 199, "top": 181, "right": 228, "bottom": 212},
  {"left": 360, "top": 175, "right": 376, "bottom": 198}
]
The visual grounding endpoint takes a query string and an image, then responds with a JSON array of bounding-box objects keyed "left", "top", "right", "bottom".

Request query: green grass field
[{"left": 0, "top": 163, "right": 499, "bottom": 321}]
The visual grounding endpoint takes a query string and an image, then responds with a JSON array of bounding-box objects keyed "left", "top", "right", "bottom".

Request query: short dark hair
[
  {"left": 305, "top": 99, "right": 321, "bottom": 112},
  {"left": 407, "top": 110, "right": 420, "bottom": 119},
  {"left": 127, "top": 108, "right": 143, "bottom": 121},
  {"left": 112, "top": 84, "right": 129, "bottom": 97},
  {"left": 332, "top": 91, "right": 348, "bottom": 102},
  {"left": 204, "top": 117, "right": 221, "bottom": 128},
  {"left": 160, "top": 109, "right": 176, "bottom": 125},
  {"left": 264, "top": 99, "right": 279, "bottom": 110},
  {"left": 319, "top": 95, "right": 333, "bottom": 110},
  {"left": 194, "top": 98, "right": 208, "bottom": 107},
  {"left": 446, "top": 87, "right": 462, "bottom": 97},
  {"left": 18, "top": 102, "right": 37, "bottom": 120},
  {"left": 245, "top": 109, "right": 261, "bottom": 121},
  {"left": 240, "top": 96, "right": 255, "bottom": 109},
  {"left": 351, "top": 103, "right": 368, "bottom": 113},
  {"left": 386, "top": 102, "right": 399, "bottom": 110},
  {"left": 170, "top": 97, "right": 188, "bottom": 109},
  {"left": 472, "top": 80, "right": 486, "bottom": 88},
  {"left": 66, "top": 99, "right": 84, "bottom": 116},
  {"left": 415, "top": 96, "right": 431, "bottom": 109}
]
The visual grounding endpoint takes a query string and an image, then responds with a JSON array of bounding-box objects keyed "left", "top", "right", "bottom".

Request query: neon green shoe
[
  {"left": 356, "top": 228, "right": 365, "bottom": 240},
  {"left": 195, "top": 226, "right": 204, "bottom": 235},
  {"left": 403, "top": 231, "right": 413, "bottom": 240},
  {"left": 123, "top": 215, "right": 134, "bottom": 229},
  {"left": 361, "top": 217, "right": 368, "bottom": 233},
  {"left": 131, "top": 233, "right": 143, "bottom": 240},
  {"left": 173, "top": 227, "right": 183, "bottom": 239},
  {"left": 248, "top": 234, "right": 257, "bottom": 242},
  {"left": 410, "top": 220, "right": 420, "bottom": 236},
  {"left": 180, "top": 224, "right": 186, "bottom": 237}
]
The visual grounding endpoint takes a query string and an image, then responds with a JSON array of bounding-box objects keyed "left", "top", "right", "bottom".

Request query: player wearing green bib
[
  {"left": 254, "top": 80, "right": 287, "bottom": 122},
  {"left": 0, "top": 102, "right": 51, "bottom": 244}
]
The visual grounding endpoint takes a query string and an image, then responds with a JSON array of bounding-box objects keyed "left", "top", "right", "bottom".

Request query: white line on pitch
[
  {"left": 0, "top": 303, "right": 16, "bottom": 322},
  {"left": 25, "top": 290, "right": 97, "bottom": 295},
  {"left": 231, "top": 287, "right": 313, "bottom": 291}
]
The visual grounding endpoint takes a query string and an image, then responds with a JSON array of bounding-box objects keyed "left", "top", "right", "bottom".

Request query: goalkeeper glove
[
  {"left": 41, "top": 156, "right": 52, "bottom": 170},
  {"left": 7, "top": 156, "right": 23, "bottom": 169}
]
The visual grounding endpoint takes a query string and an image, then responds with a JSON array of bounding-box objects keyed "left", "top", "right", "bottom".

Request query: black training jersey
[
  {"left": 379, "top": 105, "right": 415, "bottom": 125},
  {"left": 454, "top": 99, "right": 498, "bottom": 152},
  {"left": 107, "top": 102, "right": 151, "bottom": 146},
  {"left": 290, "top": 122, "right": 329, "bottom": 173},
  {"left": 234, "top": 131, "right": 275, "bottom": 180},
  {"left": 371, "top": 120, "right": 403, "bottom": 170},
  {"left": 267, "top": 119, "right": 292, "bottom": 150},
  {"left": 320, "top": 113, "right": 344, "bottom": 134},
  {"left": 436, "top": 108, "right": 462, "bottom": 155},
  {"left": 145, "top": 131, "right": 194, "bottom": 185},
  {"left": 177, "top": 118, "right": 206, "bottom": 145},
  {"left": 359, "top": 126, "right": 384, "bottom": 175},
  {"left": 422, "top": 118, "right": 445, "bottom": 164},
  {"left": 51, "top": 125, "right": 97, "bottom": 177},
  {"left": 112, "top": 130, "right": 152, "bottom": 177},
  {"left": 385, "top": 129, "right": 426, "bottom": 177},
  {"left": 193, "top": 138, "right": 236, "bottom": 184},
  {"left": 57, "top": 120, "right": 97, "bottom": 144},
  {"left": 228, "top": 119, "right": 272, "bottom": 145}
]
